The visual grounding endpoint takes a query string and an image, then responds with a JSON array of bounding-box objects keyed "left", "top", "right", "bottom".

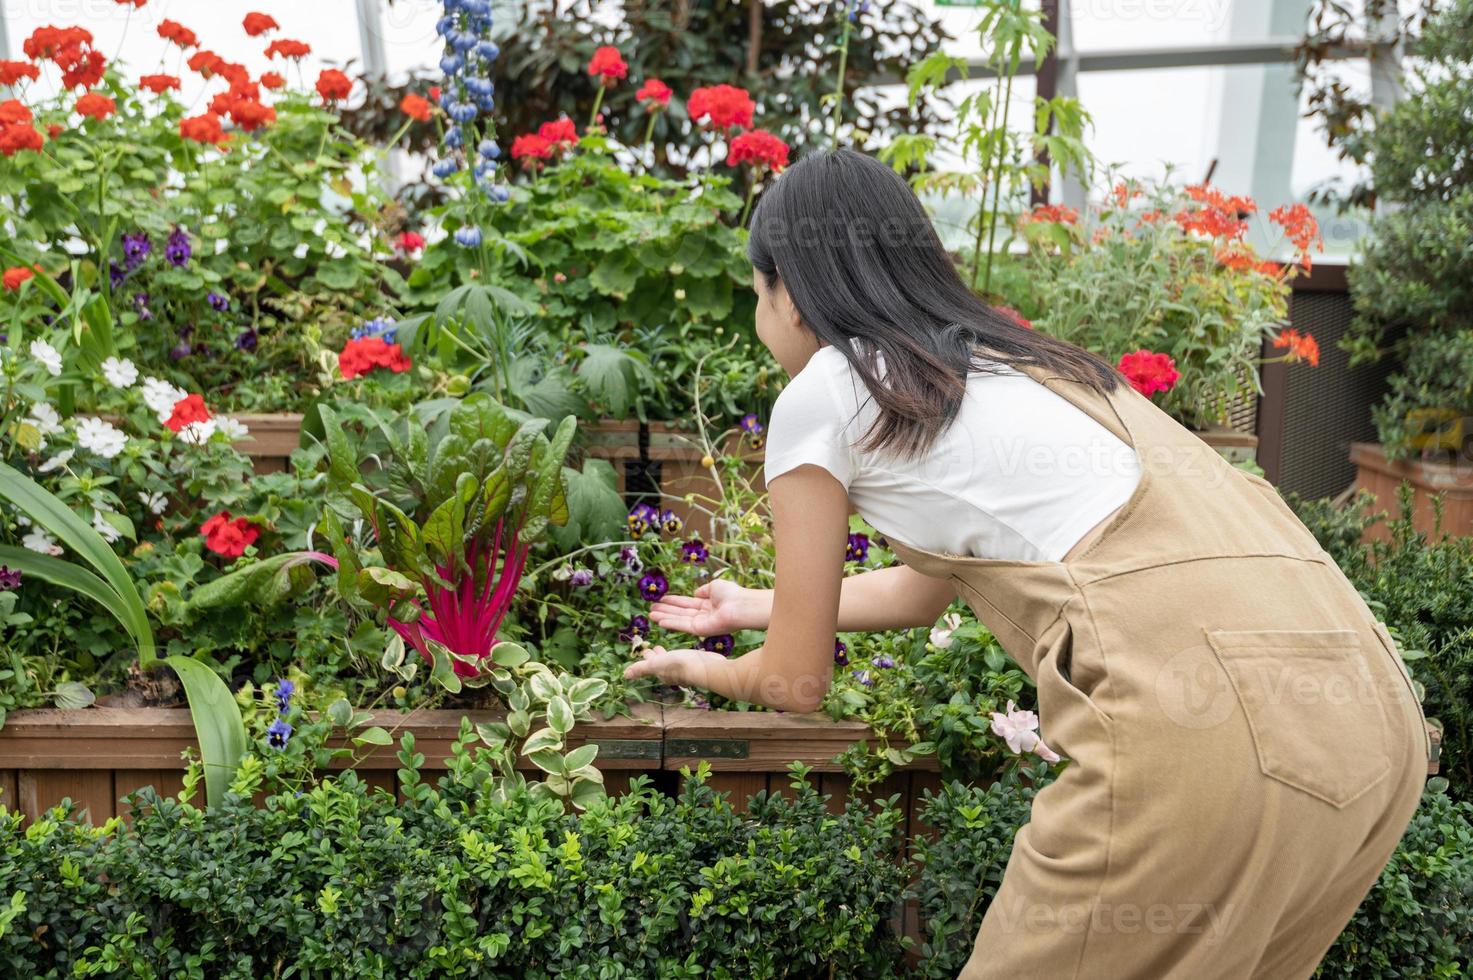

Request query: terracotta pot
[{"left": 1350, "top": 442, "right": 1473, "bottom": 541}]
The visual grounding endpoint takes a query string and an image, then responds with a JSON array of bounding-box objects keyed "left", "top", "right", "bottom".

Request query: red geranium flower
[
  {"left": 339, "top": 336, "right": 411, "bottom": 379},
  {"left": 511, "top": 133, "right": 553, "bottom": 167},
  {"left": 429, "top": 85, "right": 441, "bottom": 101},
  {"left": 46, "top": 123, "right": 63, "bottom": 138},
  {"left": 636, "top": 78, "right": 672, "bottom": 108},
  {"left": 687, "top": 84, "right": 755, "bottom": 131},
  {"left": 158, "top": 19, "right": 198, "bottom": 49},
  {"left": 0, "top": 100, "right": 31, "bottom": 125},
  {"left": 242, "top": 12, "right": 280, "bottom": 36},
  {"left": 399, "top": 93, "right": 433, "bottom": 122},
  {"left": 260, "top": 71, "right": 286, "bottom": 90},
  {"left": 227, "top": 97, "right": 276, "bottom": 132},
  {"left": 75, "top": 92, "right": 116, "bottom": 121},
  {"left": 0, "top": 61, "right": 40, "bottom": 86},
  {"left": 727, "top": 129, "right": 788, "bottom": 172},
  {"left": 165, "top": 393, "right": 211, "bottom": 433},
  {"left": 1272, "top": 328, "right": 1320, "bottom": 367},
  {"left": 200, "top": 511, "right": 260, "bottom": 559},
  {"left": 188, "top": 50, "right": 224, "bottom": 76},
  {"left": 316, "top": 69, "right": 353, "bottom": 105},
  {"left": 180, "top": 112, "right": 227, "bottom": 146},
  {"left": 587, "top": 46, "right": 629, "bottom": 84},
  {"left": 538, "top": 117, "right": 577, "bottom": 149},
  {"left": 1117, "top": 350, "right": 1180, "bottom": 398},
  {"left": 25, "top": 26, "right": 105, "bottom": 89},
  {"left": 395, "top": 231, "right": 426, "bottom": 253},
  {"left": 139, "top": 73, "right": 180, "bottom": 93},
  {"left": 3, "top": 267, "right": 35, "bottom": 290},
  {"left": 0, "top": 122, "right": 44, "bottom": 156},
  {"left": 265, "top": 39, "right": 311, "bottom": 60}
]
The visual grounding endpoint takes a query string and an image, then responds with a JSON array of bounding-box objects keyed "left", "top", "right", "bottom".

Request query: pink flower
[{"left": 990, "top": 700, "right": 1062, "bottom": 763}]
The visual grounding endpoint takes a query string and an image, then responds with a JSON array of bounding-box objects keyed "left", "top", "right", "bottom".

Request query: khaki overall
[{"left": 880, "top": 366, "right": 1430, "bottom": 980}]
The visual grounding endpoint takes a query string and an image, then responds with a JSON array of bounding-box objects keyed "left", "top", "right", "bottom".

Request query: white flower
[
  {"left": 141, "top": 376, "right": 188, "bottom": 421},
  {"left": 177, "top": 419, "right": 216, "bottom": 445},
  {"left": 23, "top": 403, "right": 63, "bottom": 448},
  {"left": 990, "top": 700, "right": 1062, "bottom": 763},
  {"left": 215, "top": 416, "right": 250, "bottom": 441},
  {"left": 29, "top": 340, "right": 62, "bottom": 377},
  {"left": 75, "top": 417, "right": 127, "bottom": 459},
  {"left": 101, "top": 356, "right": 139, "bottom": 389},
  {"left": 138, "top": 491, "right": 168, "bottom": 515},
  {"left": 37, "top": 449, "right": 74, "bottom": 473},
  {"left": 22, "top": 528, "right": 62, "bottom": 556},
  {"left": 929, "top": 612, "right": 963, "bottom": 650},
  {"left": 92, "top": 511, "right": 122, "bottom": 544}
]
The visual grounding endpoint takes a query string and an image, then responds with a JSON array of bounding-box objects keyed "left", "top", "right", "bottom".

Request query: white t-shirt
[{"left": 762, "top": 345, "right": 1142, "bottom": 562}]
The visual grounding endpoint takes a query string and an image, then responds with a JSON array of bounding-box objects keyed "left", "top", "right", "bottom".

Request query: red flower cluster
[
  {"left": 1272, "top": 328, "right": 1321, "bottom": 367},
  {"left": 139, "top": 73, "right": 180, "bottom": 93},
  {"left": 243, "top": 12, "right": 280, "bottom": 37},
  {"left": 0, "top": 100, "right": 31, "bottom": 124},
  {"left": 261, "top": 72, "right": 286, "bottom": 90},
  {"left": 588, "top": 46, "right": 629, "bottom": 84},
  {"left": 75, "top": 91, "right": 116, "bottom": 121},
  {"left": 265, "top": 39, "right": 311, "bottom": 60},
  {"left": 539, "top": 117, "right": 577, "bottom": 149},
  {"left": 339, "top": 337, "right": 411, "bottom": 379},
  {"left": 24, "top": 26, "right": 105, "bottom": 89},
  {"left": 400, "top": 93, "right": 433, "bottom": 122},
  {"left": 636, "top": 78, "right": 672, "bottom": 108},
  {"left": 1268, "top": 203, "right": 1323, "bottom": 271},
  {"left": 1117, "top": 349, "right": 1180, "bottom": 398},
  {"left": 180, "top": 112, "right": 227, "bottom": 146},
  {"left": 0, "top": 61, "right": 40, "bottom": 86},
  {"left": 727, "top": 129, "right": 788, "bottom": 172},
  {"left": 316, "top": 69, "right": 352, "bottom": 105},
  {"left": 165, "top": 393, "right": 211, "bottom": 432},
  {"left": 688, "top": 84, "right": 755, "bottom": 130},
  {"left": 1176, "top": 184, "right": 1254, "bottom": 241},
  {"left": 1021, "top": 203, "right": 1079, "bottom": 226},
  {"left": 395, "top": 231, "right": 426, "bottom": 253},
  {"left": 0, "top": 99, "right": 43, "bottom": 157},
  {"left": 511, "top": 133, "right": 552, "bottom": 166},
  {"left": 158, "top": 20, "right": 198, "bottom": 49},
  {"left": 211, "top": 77, "right": 275, "bottom": 132},
  {"left": 3, "top": 266, "right": 35, "bottom": 290},
  {"left": 200, "top": 511, "right": 260, "bottom": 559}
]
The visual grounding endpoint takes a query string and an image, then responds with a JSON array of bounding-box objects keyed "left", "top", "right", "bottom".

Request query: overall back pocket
[{"left": 1204, "top": 628, "right": 1392, "bottom": 809}]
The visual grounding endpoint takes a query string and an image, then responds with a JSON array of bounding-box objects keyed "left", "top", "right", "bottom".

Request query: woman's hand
[
  {"left": 648, "top": 579, "right": 771, "bottom": 636},
  {"left": 621, "top": 644, "right": 734, "bottom": 687}
]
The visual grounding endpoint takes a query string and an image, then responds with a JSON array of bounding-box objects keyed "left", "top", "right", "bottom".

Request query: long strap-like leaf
[
  {"left": 0, "top": 545, "right": 147, "bottom": 651},
  {"left": 164, "top": 656, "right": 249, "bottom": 807}
]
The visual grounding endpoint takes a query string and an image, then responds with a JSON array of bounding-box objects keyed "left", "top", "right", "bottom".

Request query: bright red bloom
[
  {"left": 0, "top": 100, "right": 31, "bottom": 125},
  {"left": 400, "top": 93, "right": 433, "bottom": 122},
  {"left": 242, "top": 12, "right": 280, "bottom": 36},
  {"left": 265, "top": 39, "right": 311, "bottom": 60},
  {"left": 1117, "top": 349, "right": 1180, "bottom": 398},
  {"left": 538, "top": 117, "right": 577, "bottom": 148},
  {"left": 25, "top": 26, "right": 106, "bottom": 89},
  {"left": 139, "top": 73, "right": 181, "bottom": 93},
  {"left": 260, "top": 71, "right": 286, "bottom": 90},
  {"left": 1021, "top": 203, "right": 1079, "bottom": 225},
  {"left": 3, "top": 267, "right": 35, "bottom": 290},
  {"left": 0, "top": 122, "right": 44, "bottom": 156},
  {"left": 429, "top": 85, "right": 442, "bottom": 101},
  {"left": 188, "top": 49, "right": 224, "bottom": 76},
  {"left": 316, "top": 69, "right": 353, "bottom": 104},
  {"left": 227, "top": 96, "right": 276, "bottom": 132},
  {"left": 1272, "top": 328, "right": 1321, "bottom": 367},
  {"left": 395, "top": 231, "right": 426, "bottom": 252},
  {"left": 339, "top": 336, "right": 411, "bottom": 379},
  {"left": 727, "top": 129, "right": 788, "bottom": 171},
  {"left": 1175, "top": 184, "right": 1255, "bottom": 242},
  {"left": 1268, "top": 202, "right": 1323, "bottom": 269},
  {"left": 74, "top": 92, "right": 116, "bottom": 121},
  {"left": 200, "top": 511, "right": 260, "bottom": 559},
  {"left": 180, "top": 112, "right": 227, "bottom": 145},
  {"left": 587, "top": 46, "right": 628, "bottom": 84},
  {"left": 636, "top": 78, "right": 672, "bottom": 108},
  {"left": 165, "top": 393, "right": 211, "bottom": 433},
  {"left": 0, "top": 61, "right": 40, "bottom": 86},
  {"left": 687, "top": 84, "right": 755, "bottom": 131},
  {"left": 46, "top": 123, "right": 63, "bottom": 139},
  {"left": 157, "top": 19, "right": 198, "bottom": 49},
  {"left": 511, "top": 133, "right": 553, "bottom": 166}
]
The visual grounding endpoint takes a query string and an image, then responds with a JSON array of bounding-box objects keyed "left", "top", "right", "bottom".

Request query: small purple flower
[
  {"left": 169, "top": 341, "right": 192, "bottom": 361},
  {"left": 700, "top": 634, "right": 735, "bottom": 656},
  {"left": 690, "top": 694, "right": 712, "bottom": 710},
  {"left": 235, "top": 328, "right": 258, "bottom": 352},
  {"left": 833, "top": 638, "right": 848, "bottom": 666},
  {"left": 0, "top": 565, "right": 21, "bottom": 590},
  {"left": 266, "top": 717, "right": 292, "bottom": 749},
  {"left": 681, "top": 539, "right": 709, "bottom": 564},
  {"left": 845, "top": 532, "right": 870, "bottom": 563},
  {"left": 273, "top": 678, "right": 295, "bottom": 713},
  {"left": 871, "top": 654, "right": 895, "bottom": 669},
  {"left": 109, "top": 262, "right": 126, "bottom": 290},
  {"left": 207, "top": 292, "right": 230, "bottom": 312},
  {"left": 165, "top": 227, "right": 191, "bottom": 267},
  {"left": 615, "top": 544, "right": 643, "bottom": 578},
  {"left": 852, "top": 669, "right": 873, "bottom": 687},
  {"left": 617, "top": 614, "right": 650, "bottom": 642},
  {"left": 739, "top": 413, "right": 763, "bottom": 434},
  {"left": 627, "top": 503, "right": 659, "bottom": 537},
  {"left": 638, "top": 570, "right": 669, "bottom": 602},
  {"left": 660, "top": 509, "right": 682, "bottom": 535},
  {"left": 570, "top": 568, "right": 595, "bottom": 587},
  {"left": 134, "top": 293, "right": 153, "bottom": 320},
  {"left": 122, "top": 232, "right": 151, "bottom": 269}
]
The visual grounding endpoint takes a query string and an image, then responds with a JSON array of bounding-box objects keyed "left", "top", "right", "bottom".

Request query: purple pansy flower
[
  {"left": 109, "top": 262, "right": 126, "bottom": 290},
  {"left": 660, "top": 509, "right": 682, "bottom": 534},
  {"left": 845, "top": 532, "right": 870, "bottom": 563},
  {"left": 169, "top": 341, "right": 192, "bottom": 361},
  {"left": 638, "top": 570, "right": 669, "bottom": 601},
  {"left": 0, "top": 566, "right": 21, "bottom": 590},
  {"left": 739, "top": 413, "right": 763, "bottom": 434},
  {"left": 207, "top": 292, "right": 230, "bottom": 312},
  {"left": 627, "top": 502, "right": 659, "bottom": 536},
  {"left": 617, "top": 614, "right": 650, "bottom": 642},
  {"left": 122, "top": 232, "right": 151, "bottom": 269},
  {"left": 833, "top": 638, "right": 848, "bottom": 666},
  {"left": 266, "top": 717, "right": 292, "bottom": 749},
  {"left": 681, "top": 539, "right": 709, "bottom": 564},
  {"left": 165, "top": 227, "right": 191, "bottom": 267},
  {"left": 871, "top": 654, "right": 895, "bottom": 669},
  {"left": 273, "top": 678, "right": 295, "bottom": 713},
  {"left": 570, "top": 568, "right": 595, "bottom": 587},
  {"left": 852, "top": 669, "right": 873, "bottom": 687},
  {"left": 701, "top": 634, "right": 735, "bottom": 656},
  {"left": 134, "top": 293, "right": 153, "bottom": 320},
  {"left": 235, "top": 328, "right": 258, "bottom": 352}
]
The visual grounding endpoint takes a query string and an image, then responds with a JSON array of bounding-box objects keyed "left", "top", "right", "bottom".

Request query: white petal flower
[
  {"left": 177, "top": 419, "right": 217, "bottom": 445},
  {"left": 23, "top": 403, "right": 63, "bottom": 448},
  {"left": 22, "top": 528, "right": 62, "bottom": 556},
  {"left": 138, "top": 491, "right": 168, "bottom": 515},
  {"left": 37, "top": 449, "right": 74, "bottom": 473},
  {"left": 29, "top": 340, "right": 62, "bottom": 377},
  {"left": 75, "top": 417, "right": 127, "bottom": 459},
  {"left": 929, "top": 612, "right": 963, "bottom": 649},
  {"left": 101, "top": 356, "right": 139, "bottom": 389},
  {"left": 92, "top": 511, "right": 122, "bottom": 544},
  {"left": 141, "top": 377, "right": 188, "bottom": 421},
  {"left": 215, "top": 416, "right": 250, "bottom": 441}
]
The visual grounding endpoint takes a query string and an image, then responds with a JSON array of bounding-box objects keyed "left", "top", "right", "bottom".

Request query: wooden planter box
[
  {"left": 231, "top": 412, "right": 305, "bottom": 475},
  {"left": 1196, "top": 426, "right": 1259, "bottom": 466},
  {"left": 1350, "top": 442, "right": 1473, "bottom": 541}
]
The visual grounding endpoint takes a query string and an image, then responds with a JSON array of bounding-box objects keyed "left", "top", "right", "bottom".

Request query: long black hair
[{"left": 747, "top": 148, "right": 1120, "bottom": 460}]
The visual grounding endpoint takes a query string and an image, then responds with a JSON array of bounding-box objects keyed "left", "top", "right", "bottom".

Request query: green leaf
[
  {"left": 52, "top": 681, "right": 95, "bottom": 710},
  {"left": 490, "top": 641, "right": 530, "bottom": 668},
  {"left": 562, "top": 743, "right": 598, "bottom": 771},
  {"left": 164, "top": 655, "right": 248, "bottom": 808},
  {"left": 327, "top": 698, "right": 353, "bottom": 727},
  {"left": 522, "top": 727, "right": 562, "bottom": 754},
  {"left": 546, "top": 695, "right": 574, "bottom": 735},
  {"left": 353, "top": 726, "right": 393, "bottom": 746}
]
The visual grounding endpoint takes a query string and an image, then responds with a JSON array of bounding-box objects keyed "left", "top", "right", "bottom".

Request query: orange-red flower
[
  {"left": 316, "top": 69, "right": 352, "bottom": 105},
  {"left": 3, "top": 267, "right": 35, "bottom": 290},
  {"left": 537, "top": 118, "right": 576, "bottom": 149},
  {"left": 200, "top": 511, "right": 260, "bottom": 559},
  {"left": 588, "top": 46, "right": 628, "bottom": 84},
  {"left": 1117, "top": 349, "right": 1180, "bottom": 397},
  {"left": 265, "top": 39, "right": 311, "bottom": 60},
  {"left": 24, "top": 26, "right": 105, "bottom": 89},
  {"left": 1268, "top": 202, "right": 1323, "bottom": 269},
  {"left": 180, "top": 112, "right": 227, "bottom": 145},
  {"left": 75, "top": 92, "right": 116, "bottom": 121},
  {"left": 395, "top": 231, "right": 426, "bottom": 252},
  {"left": 260, "top": 71, "right": 286, "bottom": 90},
  {"left": 242, "top": 12, "right": 280, "bottom": 36},
  {"left": 0, "top": 121, "right": 44, "bottom": 156},
  {"left": 511, "top": 133, "right": 553, "bottom": 167},
  {"left": 157, "top": 19, "right": 198, "bottom": 49},
  {"left": 688, "top": 84, "right": 754, "bottom": 131},
  {"left": 1021, "top": 203, "right": 1079, "bottom": 225},
  {"left": 1272, "top": 328, "right": 1320, "bottom": 367},
  {"left": 0, "top": 61, "right": 39, "bottom": 86},
  {"left": 188, "top": 49, "right": 224, "bottom": 76},
  {"left": 727, "top": 129, "right": 788, "bottom": 172},
  {"left": 636, "top": 78, "right": 672, "bottom": 108},
  {"left": 0, "top": 100, "right": 31, "bottom": 125},
  {"left": 339, "top": 336, "right": 411, "bottom": 379},
  {"left": 399, "top": 93, "right": 433, "bottom": 122},
  {"left": 139, "top": 73, "right": 180, "bottom": 93},
  {"left": 165, "top": 393, "right": 211, "bottom": 432}
]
